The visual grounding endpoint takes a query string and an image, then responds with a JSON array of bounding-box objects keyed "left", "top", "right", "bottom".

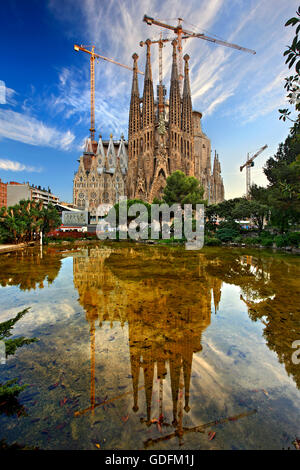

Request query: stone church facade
[
  {"left": 126, "top": 39, "right": 225, "bottom": 204},
  {"left": 73, "top": 39, "right": 224, "bottom": 215},
  {"left": 73, "top": 134, "right": 127, "bottom": 222},
  {"left": 193, "top": 110, "right": 224, "bottom": 203}
]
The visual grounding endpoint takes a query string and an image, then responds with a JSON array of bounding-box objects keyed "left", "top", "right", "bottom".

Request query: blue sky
[{"left": 0, "top": 0, "right": 298, "bottom": 202}]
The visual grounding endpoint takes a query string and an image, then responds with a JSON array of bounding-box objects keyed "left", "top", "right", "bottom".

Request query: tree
[
  {"left": 0, "top": 308, "right": 37, "bottom": 418},
  {"left": 205, "top": 204, "right": 219, "bottom": 232},
  {"left": 249, "top": 184, "right": 269, "bottom": 205},
  {"left": 213, "top": 197, "right": 244, "bottom": 220},
  {"left": 105, "top": 199, "right": 151, "bottom": 226},
  {"left": 264, "top": 121, "right": 300, "bottom": 184},
  {"left": 0, "top": 200, "right": 61, "bottom": 244},
  {"left": 263, "top": 121, "right": 300, "bottom": 231},
  {"left": 232, "top": 199, "right": 269, "bottom": 233},
  {"left": 279, "top": 7, "right": 300, "bottom": 123},
  {"left": 40, "top": 203, "right": 61, "bottom": 235},
  {"left": 249, "top": 117, "right": 300, "bottom": 233},
  {"left": 162, "top": 170, "right": 205, "bottom": 207}
]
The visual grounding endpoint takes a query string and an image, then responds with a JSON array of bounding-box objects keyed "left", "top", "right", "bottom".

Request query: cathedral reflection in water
[{"left": 72, "top": 246, "right": 223, "bottom": 444}]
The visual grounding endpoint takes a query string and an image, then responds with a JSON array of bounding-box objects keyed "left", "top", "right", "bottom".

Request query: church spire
[
  {"left": 183, "top": 348, "right": 193, "bottom": 413},
  {"left": 169, "top": 354, "right": 181, "bottom": 425},
  {"left": 131, "top": 53, "right": 139, "bottom": 95},
  {"left": 213, "top": 150, "right": 220, "bottom": 175},
  {"left": 170, "top": 39, "right": 179, "bottom": 82},
  {"left": 143, "top": 357, "right": 154, "bottom": 424},
  {"left": 144, "top": 38, "right": 152, "bottom": 81},
  {"left": 96, "top": 134, "right": 105, "bottom": 174},
  {"left": 106, "top": 133, "right": 116, "bottom": 172},
  {"left": 130, "top": 348, "right": 140, "bottom": 413},
  {"left": 183, "top": 55, "right": 191, "bottom": 97},
  {"left": 182, "top": 54, "right": 193, "bottom": 134},
  {"left": 142, "top": 39, "right": 154, "bottom": 129},
  {"left": 128, "top": 53, "right": 141, "bottom": 138},
  {"left": 169, "top": 39, "right": 181, "bottom": 128}
]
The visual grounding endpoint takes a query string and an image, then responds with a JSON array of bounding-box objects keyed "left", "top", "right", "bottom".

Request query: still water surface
[{"left": 0, "top": 243, "right": 299, "bottom": 450}]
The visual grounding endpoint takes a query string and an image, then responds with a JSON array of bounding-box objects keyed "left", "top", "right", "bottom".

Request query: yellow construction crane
[
  {"left": 139, "top": 34, "right": 170, "bottom": 117},
  {"left": 240, "top": 144, "right": 268, "bottom": 198},
  {"left": 140, "top": 34, "right": 170, "bottom": 86},
  {"left": 74, "top": 44, "right": 144, "bottom": 143},
  {"left": 143, "top": 15, "right": 256, "bottom": 93}
]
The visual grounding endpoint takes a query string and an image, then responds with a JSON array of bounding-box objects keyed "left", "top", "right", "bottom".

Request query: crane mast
[
  {"left": 158, "top": 35, "right": 163, "bottom": 85},
  {"left": 143, "top": 14, "right": 256, "bottom": 94},
  {"left": 90, "top": 47, "right": 95, "bottom": 142},
  {"left": 74, "top": 44, "right": 144, "bottom": 143},
  {"left": 140, "top": 36, "right": 169, "bottom": 117},
  {"left": 240, "top": 145, "right": 268, "bottom": 198},
  {"left": 140, "top": 35, "right": 170, "bottom": 85}
]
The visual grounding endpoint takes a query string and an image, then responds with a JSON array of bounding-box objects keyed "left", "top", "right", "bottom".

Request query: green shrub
[
  {"left": 158, "top": 237, "right": 176, "bottom": 245},
  {"left": 260, "top": 230, "right": 273, "bottom": 239},
  {"left": 274, "top": 235, "right": 288, "bottom": 247},
  {"left": 216, "top": 227, "right": 239, "bottom": 242},
  {"left": 244, "top": 237, "right": 261, "bottom": 245},
  {"left": 218, "top": 219, "right": 240, "bottom": 230},
  {"left": 205, "top": 236, "right": 222, "bottom": 246},
  {"left": 261, "top": 237, "right": 273, "bottom": 247},
  {"left": 286, "top": 232, "right": 300, "bottom": 246},
  {"left": 206, "top": 231, "right": 216, "bottom": 238}
]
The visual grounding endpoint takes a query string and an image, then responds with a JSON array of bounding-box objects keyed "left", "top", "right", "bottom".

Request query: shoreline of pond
[{"left": 1, "top": 238, "right": 299, "bottom": 256}]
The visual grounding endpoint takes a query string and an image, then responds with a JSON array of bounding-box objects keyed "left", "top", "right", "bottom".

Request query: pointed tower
[
  {"left": 142, "top": 40, "right": 154, "bottom": 128},
  {"left": 96, "top": 134, "right": 106, "bottom": 174},
  {"left": 106, "top": 133, "right": 116, "bottom": 173},
  {"left": 182, "top": 344, "right": 193, "bottom": 413},
  {"left": 169, "top": 353, "right": 181, "bottom": 425},
  {"left": 141, "top": 39, "right": 155, "bottom": 196},
  {"left": 124, "top": 36, "right": 225, "bottom": 205},
  {"left": 212, "top": 279, "right": 222, "bottom": 313},
  {"left": 211, "top": 151, "right": 225, "bottom": 204},
  {"left": 129, "top": 342, "right": 141, "bottom": 413},
  {"left": 168, "top": 39, "right": 182, "bottom": 173},
  {"left": 127, "top": 53, "right": 141, "bottom": 199},
  {"left": 85, "top": 137, "right": 94, "bottom": 154},
  {"left": 117, "top": 134, "right": 128, "bottom": 175},
  {"left": 143, "top": 350, "right": 155, "bottom": 424},
  {"left": 128, "top": 53, "right": 141, "bottom": 139},
  {"left": 181, "top": 54, "right": 194, "bottom": 176},
  {"left": 216, "top": 152, "right": 225, "bottom": 202}
]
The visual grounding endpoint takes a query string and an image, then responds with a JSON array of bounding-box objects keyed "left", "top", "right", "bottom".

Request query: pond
[{"left": 0, "top": 243, "right": 299, "bottom": 450}]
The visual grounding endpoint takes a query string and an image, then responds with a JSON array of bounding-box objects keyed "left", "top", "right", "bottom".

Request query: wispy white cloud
[
  {"left": 0, "top": 158, "right": 42, "bottom": 172},
  {"left": 46, "top": 0, "right": 297, "bottom": 136},
  {"left": 0, "top": 80, "right": 17, "bottom": 106},
  {"left": 0, "top": 109, "right": 75, "bottom": 150},
  {"left": 191, "top": 0, "right": 296, "bottom": 121},
  {"left": 228, "top": 70, "right": 289, "bottom": 123},
  {"left": 206, "top": 90, "right": 234, "bottom": 116},
  {"left": 47, "top": 0, "right": 226, "bottom": 136}
]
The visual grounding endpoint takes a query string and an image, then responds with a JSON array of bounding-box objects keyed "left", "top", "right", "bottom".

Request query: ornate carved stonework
[
  {"left": 73, "top": 44, "right": 225, "bottom": 212},
  {"left": 73, "top": 134, "right": 127, "bottom": 221},
  {"left": 126, "top": 43, "right": 225, "bottom": 204}
]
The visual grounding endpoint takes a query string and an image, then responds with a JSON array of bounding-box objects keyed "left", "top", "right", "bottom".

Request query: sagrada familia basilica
[{"left": 73, "top": 39, "right": 224, "bottom": 220}]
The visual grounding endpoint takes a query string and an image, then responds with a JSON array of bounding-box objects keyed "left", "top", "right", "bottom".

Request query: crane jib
[{"left": 143, "top": 15, "right": 256, "bottom": 55}]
